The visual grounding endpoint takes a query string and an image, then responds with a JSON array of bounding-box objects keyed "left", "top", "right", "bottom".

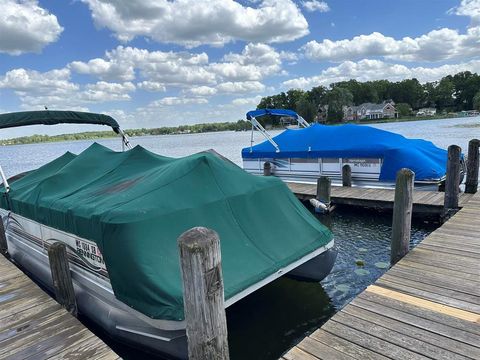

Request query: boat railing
[
  {"left": 0, "top": 165, "right": 9, "bottom": 193},
  {"left": 249, "top": 116, "right": 280, "bottom": 153}
]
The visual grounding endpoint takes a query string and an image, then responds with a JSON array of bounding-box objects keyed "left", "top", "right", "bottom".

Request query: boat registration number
[{"left": 74, "top": 238, "right": 106, "bottom": 270}]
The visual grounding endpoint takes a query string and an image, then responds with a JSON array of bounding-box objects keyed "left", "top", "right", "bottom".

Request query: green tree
[
  {"left": 295, "top": 95, "right": 317, "bottom": 122},
  {"left": 326, "top": 87, "right": 353, "bottom": 123},
  {"left": 473, "top": 91, "right": 480, "bottom": 111},
  {"left": 396, "top": 103, "right": 412, "bottom": 117}
]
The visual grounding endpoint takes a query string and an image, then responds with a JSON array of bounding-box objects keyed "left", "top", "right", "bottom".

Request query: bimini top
[
  {"left": 242, "top": 123, "right": 449, "bottom": 181},
  {"left": 246, "top": 108, "right": 299, "bottom": 120},
  {"left": 0, "top": 143, "right": 332, "bottom": 321},
  {"left": 0, "top": 110, "right": 121, "bottom": 133}
]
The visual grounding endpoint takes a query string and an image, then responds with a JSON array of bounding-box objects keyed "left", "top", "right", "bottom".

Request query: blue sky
[{"left": 0, "top": 0, "right": 479, "bottom": 137}]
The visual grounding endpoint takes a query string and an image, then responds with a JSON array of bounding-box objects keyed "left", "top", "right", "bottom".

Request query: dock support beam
[
  {"left": 316, "top": 176, "right": 331, "bottom": 206},
  {"left": 465, "top": 139, "right": 479, "bottom": 194},
  {"left": 48, "top": 242, "right": 78, "bottom": 316},
  {"left": 342, "top": 165, "right": 352, "bottom": 187},
  {"left": 0, "top": 218, "right": 7, "bottom": 256},
  {"left": 263, "top": 161, "right": 271, "bottom": 176},
  {"left": 391, "top": 168, "right": 414, "bottom": 265},
  {"left": 178, "top": 227, "right": 230, "bottom": 360},
  {"left": 444, "top": 145, "right": 461, "bottom": 214}
]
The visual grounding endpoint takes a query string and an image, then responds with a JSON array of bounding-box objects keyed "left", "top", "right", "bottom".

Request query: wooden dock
[
  {"left": 287, "top": 182, "right": 475, "bottom": 215},
  {"left": 282, "top": 191, "right": 480, "bottom": 360},
  {"left": 0, "top": 254, "right": 120, "bottom": 360}
]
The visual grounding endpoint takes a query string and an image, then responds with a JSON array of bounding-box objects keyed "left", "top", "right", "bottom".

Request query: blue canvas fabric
[
  {"left": 242, "top": 123, "right": 449, "bottom": 181},
  {"left": 246, "top": 109, "right": 298, "bottom": 120}
]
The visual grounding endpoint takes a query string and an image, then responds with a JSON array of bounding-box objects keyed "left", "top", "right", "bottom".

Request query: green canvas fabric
[
  {"left": 0, "top": 111, "right": 120, "bottom": 133},
  {"left": 0, "top": 143, "right": 332, "bottom": 320}
]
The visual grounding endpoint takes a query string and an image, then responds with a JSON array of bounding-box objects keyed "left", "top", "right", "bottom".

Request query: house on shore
[
  {"left": 416, "top": 108, "right": 437, "bottom": 116},
  {"left": 343, "top": 100, "right": 397, "bottom": 121}
]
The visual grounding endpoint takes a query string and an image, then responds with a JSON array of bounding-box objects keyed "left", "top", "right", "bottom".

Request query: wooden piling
[
  {"left": 316, "top": 176, "right": 331, "bottom": 205},
  {"left": 48, "top": 242, "right": 78, "bottom": 316},
  {"left": 178, "top": 227, "right": 229, "bottom": 360},
  {"left": 444, "top": 145, "right": 461, "bottom": 213},
  {"left": 391, "top": 168, "right": 414, "bottom": 265},
  {"left": 263, "top": 161, "right": 271, "bottom": 176},
  {"left": 0, "top": 218, "right": 7, "bottom": 256},
  {"left": 465, "top": 139, "right": 479, "bottom": 194},
  {"left": 342, "top": 165, "right": 352, "bottom": 187}
]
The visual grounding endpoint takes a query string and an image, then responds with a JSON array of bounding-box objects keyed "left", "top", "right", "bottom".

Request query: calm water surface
[{"left": 0, "top": 117, "right": 476, "bottom": 359}]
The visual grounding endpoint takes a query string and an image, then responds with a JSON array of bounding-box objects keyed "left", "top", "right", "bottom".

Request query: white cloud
[
  {"left": 68, "top": 44, "right": 281, "bottom": 92},
  {"left": 137, "top": 81, "right": 166, "bottom": 92},
  {"left": 152, "top": 97, "right": 209, "bottom": 106},
  {"left": 0, "top": 68, "right": 135, "bottom": 108},
  {"left": 184, "top": 86, "right": 218, "bottom": 96},
  {"left": 450, "top": 0, "right": 480, "bottom": 24},
  {"left": 217, "top": 81, "right": 266, "bottom": 93},
  {"left": 81, "top": 0, "right": 308, "bottom": 47},
  {"left": 302, "top": 1, "right": 330, "bottom": 12},
  {"left": 69, "top": 58, "right": 135, "bottom": 82},
  {"left": 282, "top": 59, "right": 480, "bottom": 89},
  {"left": 0, "top": 0, "right": 63, "bottom": 55},
  {"left": 302, "top": 27, "right": 480, "bottom": 62},
  {"left": 231, "top": 95, "right": 263, "bottom": 106}
]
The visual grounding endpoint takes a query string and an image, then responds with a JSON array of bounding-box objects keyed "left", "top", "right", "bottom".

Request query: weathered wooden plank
[
  {"left": 297, "top": 336, "right": 354, "bottom": 360},
  {"left": 343, "top": 304, "right": 480, "bottom": 359},
  {"left": 334, "top": 309, "right": 471, "bottom": 360},
  {"left": 310, "top": 329, "right": 389, "bottom": 360},
  {"left": 356, "top": 292, "right": 480, "bottom": 341},
  {"left": 386, "top": 266, "right": 480, "bottom": 297},
  {"left": 283, "top": 346, "right": 321, "bottom": 360},
  {"left": 376, "top": 277, "right": 480, "bottom": 313},
  {"left": 323, "top": 319, "right": 430, "bottom": 360},
  {"left": 0, "top": 254, "right": 118, "bottom": 359}
]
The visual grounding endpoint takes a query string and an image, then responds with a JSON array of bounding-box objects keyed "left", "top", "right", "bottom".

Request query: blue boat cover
[
  {"left": 242, "top": 123, "right": 449, "bottom": 181},
  {"left": 246, "top": 109, "right": 298, "bottom": 120}
]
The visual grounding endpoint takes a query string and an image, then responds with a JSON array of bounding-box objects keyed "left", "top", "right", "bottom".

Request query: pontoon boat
[{"left": 0, "top": 111, "right": 336, "bottom": 359}]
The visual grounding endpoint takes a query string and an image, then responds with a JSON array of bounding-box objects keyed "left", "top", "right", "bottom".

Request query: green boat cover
[
  {"left": 0, "top": 143, "right": 332, "bottom": 321},
  {"left": 0, "top": 111, "right": 120, "bottom": 133}
]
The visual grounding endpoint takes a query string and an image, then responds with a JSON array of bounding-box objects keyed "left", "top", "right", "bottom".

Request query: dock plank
[
  {"left": 286, "top": 182, "right": 473, "bottom": 215},
  {"left": 282, "top": 190, "right": 480, "bottom": 359},
  {"left": 0, "top": 255, "right": 120, "bottom": 359}
]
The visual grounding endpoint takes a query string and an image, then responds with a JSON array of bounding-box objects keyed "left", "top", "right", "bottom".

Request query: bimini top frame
[
  {"left": 0, "top": 110, "right": 132, "bottom": 193},
  {"left": 245, "top": 109, "right": 309, "bottom": 153}
]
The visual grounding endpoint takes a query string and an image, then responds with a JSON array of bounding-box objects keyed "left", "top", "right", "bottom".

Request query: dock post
[
  {"left": 0, "top": 218, "right": 7, "bottom": 255},
  {"left": 48, "top": 242, "right": 78, "bottom": 316},
  {"left": 178, "top": 227, "right": 230, "bottom": 360},
  {"left": 316, "top": 176, "right": 331, "bottom": 206},
  {"left": 391, "top": 168, "right": 414, "bottom": 265},
  {"left": 444, "top": 145, "right": 461, "bottom": 214},
  {"left": 342, "top": 165, "right": 352, "bottom": 187},
  {"left": 263, "top": 161, "right": 271, "bottom": 176},
  {"left": 465, "top": 139, "right": 479, "bottom": 194}
]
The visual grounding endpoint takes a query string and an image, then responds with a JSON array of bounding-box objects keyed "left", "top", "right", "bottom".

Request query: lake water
[{"left": 0, "top": 116, "right": 477, "bottom": 359}]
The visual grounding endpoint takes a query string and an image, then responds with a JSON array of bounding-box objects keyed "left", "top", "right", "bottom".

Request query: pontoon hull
[{"left": 242, "top": 157, "right": 446, "bottom": 190}]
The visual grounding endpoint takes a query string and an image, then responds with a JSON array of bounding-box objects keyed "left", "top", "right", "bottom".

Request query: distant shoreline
[{"left": 0, "top": 115, "right": 474, "bottom": 146}]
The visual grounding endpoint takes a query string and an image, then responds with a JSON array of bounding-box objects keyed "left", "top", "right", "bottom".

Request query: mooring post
[
  {"left": 316, "top": 176, "right": 331, "bottom": 206},
  {"left": 391, "top": 168, "right": 414, "bottom": 265},
  {"left": 0, "top": 218, "right": 7, "bottom": 256},
  {"left": 342, "top": 165, "right": 352, "bottom": 187},
  {"left": 48, "top": 242, "right": 77, "bottom": 316},
  {"left": 465, "top": 139, "right": 479, "bottom": 194},
  {"left": 263, "top": 161, "right": 271, "bottom": 176},
  {"left": 444, "top": 145, "right": 461, "bottom": 213},
  {"left": 178, "top": 227, "right": 230, "bottom": 360}
]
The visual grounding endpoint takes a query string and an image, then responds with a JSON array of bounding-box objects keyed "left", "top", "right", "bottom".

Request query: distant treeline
[
  {"left": 0, "top": 120, "right": 252, "bottom": 146},
  {"left": 257, "top": 71, "right": 480, "bottom": 124}
]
